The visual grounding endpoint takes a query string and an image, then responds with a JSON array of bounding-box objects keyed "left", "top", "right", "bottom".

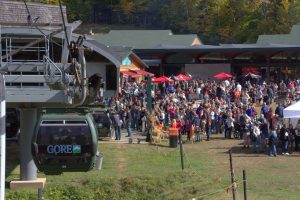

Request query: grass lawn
[{"left": 5, "top": 135, "right": 300, "bottom": 200}]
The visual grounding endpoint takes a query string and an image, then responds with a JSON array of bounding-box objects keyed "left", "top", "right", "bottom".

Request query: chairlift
[{"left": 31, "top": 108, "right": 98, "bottom": 174}]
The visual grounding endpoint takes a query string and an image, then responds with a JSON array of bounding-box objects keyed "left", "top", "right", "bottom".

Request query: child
[
  {"left": 194, "top": 115, "right": 201, "bottom": 142},
  {"left": 171, "top": 119, "right": 177, "bottom": 128},
  {"left": 189, "top": 124, "right": 195, "bottom": 143}
]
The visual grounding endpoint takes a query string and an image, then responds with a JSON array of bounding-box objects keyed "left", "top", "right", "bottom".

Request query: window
[
  {"left": 92, "top": 112, "right": 109, "bottom": 123},
  {"left": 37, "top": 124, "right": 92, "bottom": 145},
  {"left": 106, "top": 64, "right": 117, "bottom": 90}
]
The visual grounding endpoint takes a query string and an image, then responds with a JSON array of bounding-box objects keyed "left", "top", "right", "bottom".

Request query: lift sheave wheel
[{"left": 32, "top": 108, "right": 98, "bottom": 175}]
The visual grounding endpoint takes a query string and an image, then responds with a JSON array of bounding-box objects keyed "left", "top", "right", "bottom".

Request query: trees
[{"left": 15, "top": 0, "right": 300, "bottom": 44}]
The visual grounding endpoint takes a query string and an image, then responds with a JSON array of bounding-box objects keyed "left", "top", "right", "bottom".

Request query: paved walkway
[{"left": 99, "top": 129, "right": 147, "bottom": 144}]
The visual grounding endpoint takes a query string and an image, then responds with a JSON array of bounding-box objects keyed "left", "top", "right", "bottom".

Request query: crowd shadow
[
  {"left": 209, "top": 140, "right": 300, "bottom": 157},
  {"left": 149, "top": 142, "right": 170, "bottom": 148}
]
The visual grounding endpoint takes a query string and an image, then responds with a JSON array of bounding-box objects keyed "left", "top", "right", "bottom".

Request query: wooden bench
[
  {"left": 10, "top": 178, "right": 46, "bottom": 190},
  {"left": 10, "top": 178, "right": 47, "bottom": 200}
]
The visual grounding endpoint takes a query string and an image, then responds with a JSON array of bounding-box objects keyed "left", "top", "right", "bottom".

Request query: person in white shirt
[
  {"left": 159, "top": 111, "right": 165, "bottom": 124},
  {"left": 211, "top": 110, "right": 215, "bottom": 132},
  {"left": 224, "top": 79, "right": 230, "bottom": 88},
  {"left": 225, "top": 114, "right": 234, "bottom": 139},
  {"left": 236, "top": 83, "right": 242, "bottom": 92},
  {"left": 256, "top": 89, "right": 263, "bottom": 105},
  {"left": 252, "top": 122, "right": 262, "bottom": 153},
  {"left": 196, "top": 87, "right": 201, "bottom": 95}
]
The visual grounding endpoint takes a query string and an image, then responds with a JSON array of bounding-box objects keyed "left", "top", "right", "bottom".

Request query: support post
[
  {"left": 0, "top": 73, "right": 6, "bottom": 200},
  {"left": 116, "top": 65, "right": 120, "bottom": 97},
  {"left": 20, "top": 108, "right": 37, "bottom": 180},
  {"left": 38, "top": 188, "right": 43, "bottom": 200},
  {"left": 146, "top": 75, "right": 152, "bottom": 113},
  {"left": 266, "top": 58, "right": 270, "bottom": 83},
  {"left": 61, "top": 25, "right": 72, "bottom": 65},
  {"left": 160, "top": 56, "right": 165, "bottom": 76},
  {"left": 179, "top": 133, "right": 184, "bottom": 170},
  {"left": 0, "top": 25, "right": 2, "bottom": 67},
  {"left": 243, "top": 169, "right": 247, "bottom": 200},
  {"left": 229, "top": 150, "right": 236, "bottom": 200}
]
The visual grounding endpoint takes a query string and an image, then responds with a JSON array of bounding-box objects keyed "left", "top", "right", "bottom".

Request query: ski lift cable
[
  {"left": 23, "top": 0, "right": 32, "bottom": 24},
  {"left": 1, "top": 0, "right": 63, "bottom": 65},
  {"left": 58, "top": 0, "right": 70, "bottom": 48},
  {"left": 23, "top": 0, "right": 63, "bottom": 48}
]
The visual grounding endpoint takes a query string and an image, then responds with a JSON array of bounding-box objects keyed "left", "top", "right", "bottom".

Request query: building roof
[
  {"left": 290, "top": 25, "right": 300, "bottom": 35},
  {"left": 83, "top": 39, "right": 122, "bottom": 67},
  {"left": 90, "top": 30, "right": 201, "bottom": 49},
  {"left": 256, "top": 25, "right": 300, "bottom": 45},
  {"left": 256, "top": 34, "right": 300, "bottom": 45},
  {"left": 134, "top": 44, "right": 300, "bottom": 59},
  {"left": 0, "top": 0, "right": 67, "bottom": 26},
  {"left": 83, "top": 38, "right": 147, "bottom": 68},
  {"left": 107, "top": 46, "right": 148, "bottom": 68},
  {"left": 138, "top": 43, "right": 300, "bottom": 51}
]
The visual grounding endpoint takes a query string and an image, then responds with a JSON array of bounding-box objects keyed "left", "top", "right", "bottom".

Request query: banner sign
[{"left": 242, "top": 67, "right": 259, "bottom": 75}]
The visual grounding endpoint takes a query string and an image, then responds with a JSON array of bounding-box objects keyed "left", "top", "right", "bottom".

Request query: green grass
[{"left": 5, "top": 137, "right": 300, "bottom": 200}]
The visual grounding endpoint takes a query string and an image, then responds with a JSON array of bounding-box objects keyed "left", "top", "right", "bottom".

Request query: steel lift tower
[{"left": 0, "top": 1, "right": 94, "bottom": 199}]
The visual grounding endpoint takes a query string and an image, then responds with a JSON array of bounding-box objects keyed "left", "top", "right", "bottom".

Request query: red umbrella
[
  {"left": 153, "top": 76, "right": 174, "bottom": 83},
  {"left": 175, "top": 74, "right": 191, "bottom": 81},
  {"left": 142, "top": 77, "right": 156, "bottom": 83},
  {"left": 213, "top": 72, "right": 233, "bottom": 79}
]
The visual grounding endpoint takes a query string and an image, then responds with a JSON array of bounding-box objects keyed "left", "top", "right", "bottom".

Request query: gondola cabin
[
  {"left": 32, "top": 108, "right": 98, "bottom": 174},
  {"left": 90, "top": 106, "right": 112, "bottom": 140}
]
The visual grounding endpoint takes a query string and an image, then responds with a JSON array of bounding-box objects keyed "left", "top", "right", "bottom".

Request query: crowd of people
[{"left": 106, "top": 76, "right": 300, "bottom": 157}]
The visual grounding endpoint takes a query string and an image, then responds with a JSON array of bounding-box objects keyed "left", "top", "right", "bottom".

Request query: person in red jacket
[
  {"left": 171, "top": 119, "right": 177, "bottom": 128},
  {"left": 176, "top": 119, "right": 183, "bottom": 131}
]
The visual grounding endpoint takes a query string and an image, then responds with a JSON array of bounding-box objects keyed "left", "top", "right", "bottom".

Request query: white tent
[{"left": 283, "top": 101, "right": 300, "bottom": 118}]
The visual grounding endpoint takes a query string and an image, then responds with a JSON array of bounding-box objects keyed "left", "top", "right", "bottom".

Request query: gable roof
[
  {"left": 290, "top": 25, "right": 300, "bottom": 35},
  {"left": 256, "top": 25, "right": 300, "bottom": 45},
  {"left": 0, "top": 0, "right": 67, "bottom": 26},
  {"left": 90, "top": 30, "right": 201, "bottom": 49},
  {"left": 107, "top": 46, "right": 148, "bottom": 68},
  {"left": 82, "top": 38, "right": 147, "bottom": 68},
  {"left": 134, "top": 43, "right": 300, "bottom": 60}
]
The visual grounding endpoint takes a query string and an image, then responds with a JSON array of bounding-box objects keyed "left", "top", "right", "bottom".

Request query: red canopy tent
[
  {"left": 175, "top": 74, "right": 191, "bottom": 81},
  {"left": 120, "top": 70, "right": 140, "bottom": 78},
  {"left": 153, "top": 76, "right": 174, "bottom": 83},
  {"left": 213, "top": 72, "right": 233, "bottom": 79},
  {"left": 130, "top": 69, "right": 154, "bottom": 77},
  {"left": 143, "top": 77, "right": 157, "bottom": 83}
]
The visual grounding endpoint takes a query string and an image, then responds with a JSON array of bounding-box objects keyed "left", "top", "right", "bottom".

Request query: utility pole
[
  {"left": 0, "top": 73, "right": 6, "bottom": 200},
  {"left": 146, "top": 75, "right": 152, "bottom": 113},
  {"left": 179, "top": 133, "right": 184, "bottom": 170},
  {"left": 243, "top": 169, "right": 247, "bottom": 200}
]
